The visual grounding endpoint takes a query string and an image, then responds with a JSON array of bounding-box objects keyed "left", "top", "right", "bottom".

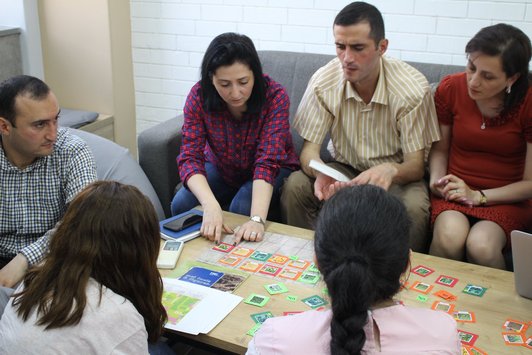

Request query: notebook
[{"left": 511, "top": 230, "right": 532, "bottom": 299}]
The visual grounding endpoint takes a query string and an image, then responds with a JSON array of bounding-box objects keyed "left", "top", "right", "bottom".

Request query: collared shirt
[
  {"left": 178, "top": 75, "right": 299, "bottom": 188},
  {"left": 294, "top": 56, "right": 440, "bottom": 171},
  {"left": 0, "top": 128, "right": 96, "bottom": 265}
]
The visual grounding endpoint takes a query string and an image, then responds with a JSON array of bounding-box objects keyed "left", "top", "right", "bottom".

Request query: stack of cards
[{"left": 501, "top": 319, "right": 531, "bottom": 349}]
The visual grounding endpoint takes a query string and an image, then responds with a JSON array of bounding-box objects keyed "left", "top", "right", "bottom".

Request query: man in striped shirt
[{"left": 281, "top": 2, "right": 440, "bottom": 252}]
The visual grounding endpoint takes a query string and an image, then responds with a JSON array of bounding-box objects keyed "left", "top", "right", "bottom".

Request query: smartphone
[
  {"left": 157, "top": 240, "right": 184, "bottom": 269},
  {"left": 163, "top": 214, "right": 202, "bottom": 232}
]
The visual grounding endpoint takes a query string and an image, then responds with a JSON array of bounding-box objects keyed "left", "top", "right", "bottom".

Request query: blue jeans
[{"left": 171, "top": 162, "right": 293, "bottom": 220}]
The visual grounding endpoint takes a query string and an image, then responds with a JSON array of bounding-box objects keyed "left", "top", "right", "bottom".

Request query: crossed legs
[{"left": 429, "top": 210, "right": 507, "bottom": 269}]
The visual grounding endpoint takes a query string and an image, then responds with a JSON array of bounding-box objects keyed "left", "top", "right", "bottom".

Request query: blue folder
[{"left": 159, "top": 209, "right": 203, "bottom": 242}]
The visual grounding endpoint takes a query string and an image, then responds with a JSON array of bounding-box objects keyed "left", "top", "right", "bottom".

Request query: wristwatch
[{"left": 250, "top": 215, "right": 265, "bottom": 226}]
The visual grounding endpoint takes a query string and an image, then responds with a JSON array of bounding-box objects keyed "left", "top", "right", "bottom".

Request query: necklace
[{"left": 481, "top": 115, "right": 486, "bottom": 130}]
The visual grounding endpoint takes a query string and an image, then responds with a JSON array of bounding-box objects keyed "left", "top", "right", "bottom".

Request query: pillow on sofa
[{"left": 59, "top": 108, "right": 99, "bottom": 128}]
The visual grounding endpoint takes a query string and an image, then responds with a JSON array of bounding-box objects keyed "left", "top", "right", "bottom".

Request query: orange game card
[
  {"left": 218, "top": 255, "right": 242, "bottom": 267},
  {"left": 231, "top": 246, "right": 254, "bottom": 257},
  {"left": 453, "top": 310, "right": 476, "bottom": 323},
  {"left": 431, "top": 301, "right": 455, "bottom": 314},
  {"left": 239, "top": 260, "right": 262, "bottom": 272},
  {"left": 267, "top": 254, "right": 290, "bottom": 265},
  {"left": 287, "top": 259, "right": 311, "bottom": 270},
  {"left": 502, "top": 332, "right": 525, "bottom": 346},
  {"left": 502, "top": 319, "right": 528, "bottom": 333},
  {"left": 278, "top": 268, "right": 302, "bottom": 280},
  {"left": 410, "top": 281, "right": 433, "bottom": 294},
  {"left": 463, "top": 345, "right": 487, "bottom": 355},
  {"left": 434, "top": 289, "right": 457, "bottom": 301}
]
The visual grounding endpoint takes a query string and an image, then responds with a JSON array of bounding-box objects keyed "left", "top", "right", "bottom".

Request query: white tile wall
[{"left": 130, "top": 0, "right": 532, "bottom": 132}]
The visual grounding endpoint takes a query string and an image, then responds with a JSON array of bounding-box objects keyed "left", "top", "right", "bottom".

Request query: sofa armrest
[{"left": 138, "top": 115, "right": 183, "bottom": 218}]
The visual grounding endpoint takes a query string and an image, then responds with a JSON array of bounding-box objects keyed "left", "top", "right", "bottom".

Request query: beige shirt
[{"left": 294, "top": 56, "right": 440, "bottom": 171}]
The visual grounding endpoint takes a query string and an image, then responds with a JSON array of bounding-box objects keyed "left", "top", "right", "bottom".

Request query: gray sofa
[{"left": 138, "top": 50, "right": 464, "bottom": 218}]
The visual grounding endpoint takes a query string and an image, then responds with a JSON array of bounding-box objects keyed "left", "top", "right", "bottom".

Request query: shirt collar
[{"left": 344, "top": 57, "right": 388, "bottom": 105}]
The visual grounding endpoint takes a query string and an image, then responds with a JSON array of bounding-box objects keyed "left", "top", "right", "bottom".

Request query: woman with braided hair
[{"left": 247, "top": 185, "right": 460, "bottom": 354}]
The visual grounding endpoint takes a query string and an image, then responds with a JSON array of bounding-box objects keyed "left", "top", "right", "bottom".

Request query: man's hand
[
  {"left": 314, "top": 173, "right": 350, "bottom": 201},
  {"left": 0, "top": 254, "right": 29, "bottom": 288},
  {"left": 352, "top": 163, "right": 398, "bottom": 190}
]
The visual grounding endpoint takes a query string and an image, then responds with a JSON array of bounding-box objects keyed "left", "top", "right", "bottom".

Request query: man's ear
[
  {"left": 378, "top": 38, "right": 388, "bottom": 56},
  {"left": 0, "top": 117, "right": 12, "bottom": 135}
]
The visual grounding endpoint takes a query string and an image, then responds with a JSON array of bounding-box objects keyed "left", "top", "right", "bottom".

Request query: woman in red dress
[{"left": 429, "top": 23, "right": 532, "bottom": 269}]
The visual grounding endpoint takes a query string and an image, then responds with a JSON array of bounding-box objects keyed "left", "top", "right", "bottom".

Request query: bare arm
[
  {"left": 0, "top": 254, "right": 28, "bottom": 287},
  {"left": 234, "top": 180, "right": 273, "bottom": 244},
  {"left": 299, "top": 140, "right": 322, "bottom": 178},
  {"left": 429, "top": 124, "right": 451, "bottom": 198},
  {"left": 187, "top": 174, "right": 232, "bottom": 243}
]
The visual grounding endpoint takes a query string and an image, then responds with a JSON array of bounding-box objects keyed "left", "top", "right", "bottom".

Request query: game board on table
[{"left": 197, "top": 231, "right": 322, "bottom": 286}]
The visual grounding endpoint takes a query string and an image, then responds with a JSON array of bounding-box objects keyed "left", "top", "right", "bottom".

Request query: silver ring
[{"left": 250, "top": 232, "right": 257, "bottom": 237}]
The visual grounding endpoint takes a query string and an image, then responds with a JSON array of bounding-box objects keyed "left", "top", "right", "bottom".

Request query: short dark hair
[
  {"left": 13, "top": 181, "right": 167, "bottom": 342},
  {"left": 334, "top": 2, "right": 385, "bottom": 45},
  {"left": 200, "top": 32, "right": 266, "bottom": 114},
  {"left": 466, "top": 23, "right": 531, "bottom": 112},
  {"left": 0, "top": 75, "right": 50, "bottom": 126},
  {"left": 314, "top": 185, "right": 410, "bottom": 354}
]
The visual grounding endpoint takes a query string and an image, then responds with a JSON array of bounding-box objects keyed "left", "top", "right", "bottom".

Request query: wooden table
[{"left": 161, "top": 212, "right": 532, "bottom": 354}]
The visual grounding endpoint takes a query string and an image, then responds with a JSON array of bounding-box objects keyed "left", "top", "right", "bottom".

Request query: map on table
[{"left": 197, "top": 231, "right": 321, "bottom": 286}]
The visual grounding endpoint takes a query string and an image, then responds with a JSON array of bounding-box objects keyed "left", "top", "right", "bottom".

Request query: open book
[{"left": 309, "top": 159, "right": 350, "bottom": 182}]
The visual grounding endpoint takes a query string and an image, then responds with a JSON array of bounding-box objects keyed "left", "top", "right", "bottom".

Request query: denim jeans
[{"left": 171, "top": 162, "right": 293, "bottom": 219}]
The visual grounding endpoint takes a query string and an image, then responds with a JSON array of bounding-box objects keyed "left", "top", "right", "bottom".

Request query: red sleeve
[
  {"left": 177, "top": 83, "right": 207, "bottom": 187},
  {"left": 434, "top": 75, "right": 455, "bottom": 126}
]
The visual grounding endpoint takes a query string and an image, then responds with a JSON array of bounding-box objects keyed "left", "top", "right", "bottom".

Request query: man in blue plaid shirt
[{"left": 0, "top": 75, "right": 96, "bottom": 287}]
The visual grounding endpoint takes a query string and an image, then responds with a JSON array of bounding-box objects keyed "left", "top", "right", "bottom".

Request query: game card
[
  {"left": 298, "top": 271, "right": 320, "bottom": 285},
  {"left": 283, "top": 311, "right": 303, "bottom": 316},
  {"left": 411, "top": 265, "right": 435, "bottom": 277},
  {"left": 308, "top": 263, "right": 319, "bottom": 273},
  {"left": 525, "top": 336, "right": 532, "bottom": 349},
  {"left": 286, "top": 295, "right": 298, "bottom": 302},
  {"left": 431, "top": 301, "right": 454, "bottom": 314},
  {"left": 231, "top": 246, "right": 254, "bottom": 257},
  {"left": 246, "top": 323, "right": 262, "bottom": 336},
  {"left": 503, "top": 319, "right": 528, "bottom": 333},
  {"left": 462, "top": 284, "right": 487, "bottom": 297},
  {"left": 239, "top": 260, "right": 263, "bottom": 273},
  {"left": 249, "top": 250, "right": 272, "bottom": 262},
  {"left": 212, "top": 242, "right": 235, "bottom": 253},
  {"left": 433, "top": 289, "right": 457, "bottom": 301},
  {"left": 258, "top": 264, "right": 282, "bottom": 277},
  {"left": 435, "top": 275, "right": 459, "bottom": 287},
  {"left": 267, "top": 254, "right": 290, "bottom": 265},
  {"left": 416, "top": 294, "right": 429, "bottom": 303},
  {"left": 244, "top": 293, "right": 270, "bottom": 307},
  {"left": 463, "top": 345, "right": 487, "bottom": 355},
  {"left": 278, "top": 268, "right": 302, "bottom": 280},
  {"left": 218, "top": 255, "right": 242, "bottom": 267},
  {"left": 453, "top": 311, "right": 476, "bottom": 323},
  {"left": 410, "top": 281, "right": 433, "bottom": 294},
  {"left": 457, "top": 330, "right": 478, "bottom": 346},
  {"left": 502, "top": 332, "right": 525, "bottom": 345},
  {"left": 250, "top": 311, "right": 274, "bottom": 324},
  {"left": 302, "top": 295, "right": 328, "bottom": 309},
  {"left": 264, "top": 282, "right": 289, "bottom": 295},
  {"left": 287, "top": 259, "right": 311, "bottom": 270}
]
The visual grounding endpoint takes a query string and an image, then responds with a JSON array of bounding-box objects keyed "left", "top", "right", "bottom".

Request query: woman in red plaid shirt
[{"left": 172, "top": 33, "right": 299, "bottom": 244}]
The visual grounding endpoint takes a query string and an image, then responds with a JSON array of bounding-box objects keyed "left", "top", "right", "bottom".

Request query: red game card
[
  {"left": 212, "top": 242, "right": 235, "bottom": 253},
  {"left": 283, "top": 311, "right": 303, "bottom": 316},
  {"left": 435, "top": 275, "right": 459, "bottom": 287},
  {"left": 411, "top": 265, "right": 435, "bottom": 277},
  {"left": 457, "top": 329, "right": 478, "bottom": 346}
]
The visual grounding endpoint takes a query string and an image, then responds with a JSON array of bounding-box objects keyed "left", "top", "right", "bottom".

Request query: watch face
[{"left": 251, "top": 216, "right": 263, "bottom": 224}]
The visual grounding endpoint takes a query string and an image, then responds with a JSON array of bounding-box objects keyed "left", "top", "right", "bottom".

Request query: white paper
[
  {"left": 162, "top": 278, "right": 242, "bottom": 335},
  {"left": 309, "top": 159, "right": 350, "bottom": 182}
]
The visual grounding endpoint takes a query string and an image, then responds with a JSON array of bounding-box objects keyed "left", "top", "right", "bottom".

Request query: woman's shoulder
[{"left": 263, "top": 74, "right": 288, "bottom": 98}]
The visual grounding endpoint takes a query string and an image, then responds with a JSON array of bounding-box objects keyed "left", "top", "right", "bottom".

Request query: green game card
[
  {"left": 308, "top": 263, "right": 319, "bottom": 273},
  {"left": 286, "top": 295, "right": 298, "bottom": 302},
  {"left": 250, "top": 251, "right": 272, "bottom": 262},
  {"left": 302, "top": 295, "right": 328, "bottom": 309},
  {"left": 264, "top": 282, "right": 289, "bottom": 295},
  {"left": 416, "top": 294, "right": 429, "bottom": 303},
  {"left": 298, "top": 271, "right": 320, "bottom": 284},
  {"left": 462, "top": 284, "right": 487, "bottom": 297},
  {"left": 246, "top": 323, "right": 262, "bottom": 336},
  {"left": 244, "top": 293, "right": 270, "bottom": 307},
  {"left": 250, "top": 311, "right": 274, "bottom": 324}
]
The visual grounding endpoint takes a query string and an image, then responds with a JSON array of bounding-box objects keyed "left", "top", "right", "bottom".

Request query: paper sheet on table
[{"left": 162, "top": 278, "right": 242, "bottom": 335}]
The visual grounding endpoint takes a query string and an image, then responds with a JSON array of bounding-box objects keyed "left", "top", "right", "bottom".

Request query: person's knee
[
  {"left": 280, "top": 170, "right": 312, "bottom": 206},
  {"left": 229, "top": 185, "right": 253, "bottom": 216}
]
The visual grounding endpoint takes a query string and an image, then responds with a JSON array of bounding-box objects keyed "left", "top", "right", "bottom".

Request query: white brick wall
[{"left": 130, "top": 0, "right": 532, "bottom": 132}]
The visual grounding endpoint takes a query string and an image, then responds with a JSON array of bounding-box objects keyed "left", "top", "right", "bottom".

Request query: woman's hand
[
  {"left": 437, "top": 174, "right": 479, "bottom": 207},
  {"left": 234, "top": 220, "right": 265, "bottom": 244},
  {"left": 200, "top": 202, "right": 233, "bottom": 244}
]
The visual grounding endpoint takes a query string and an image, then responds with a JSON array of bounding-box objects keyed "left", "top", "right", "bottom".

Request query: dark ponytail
[{"left": 315, "top": 185, "right": 411, "bottom": 354}]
